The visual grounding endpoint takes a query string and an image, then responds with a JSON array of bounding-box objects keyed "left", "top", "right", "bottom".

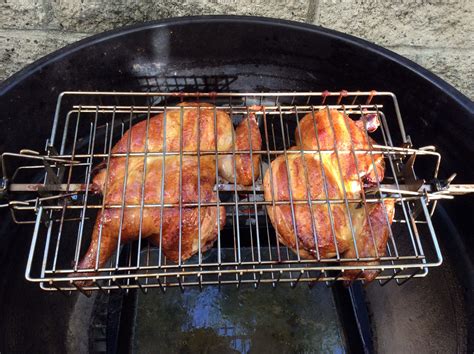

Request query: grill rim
[{"left": 1, "top": 15, "right": 473, "bottom": 114}]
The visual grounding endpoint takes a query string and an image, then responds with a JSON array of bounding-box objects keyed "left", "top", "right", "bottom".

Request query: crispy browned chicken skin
[
  {"left": 75, "top": 103, "right": 261, "bottom": 279},
  {"left": 264, "top": 109, "right": 395, "bottom": 281}
]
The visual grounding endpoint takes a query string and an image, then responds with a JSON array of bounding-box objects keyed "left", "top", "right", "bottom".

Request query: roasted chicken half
[
  {"left": 75, "top": 102, "right": 262, "bottom": 280},
  {"left": 264, "top": 109, "right": 395, "bottom": 281}
]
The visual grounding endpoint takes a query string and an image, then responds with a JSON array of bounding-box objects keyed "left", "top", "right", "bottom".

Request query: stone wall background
[{"left": 0, "top": 0, "right": 472, "bottom": 99}]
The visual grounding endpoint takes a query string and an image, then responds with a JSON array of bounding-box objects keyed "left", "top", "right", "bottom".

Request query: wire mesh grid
[{"left": 11, "top": 91, "right": 444, "bottom": 293}]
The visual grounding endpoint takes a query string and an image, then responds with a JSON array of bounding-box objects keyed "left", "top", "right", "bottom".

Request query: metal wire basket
[{"left": 2, "top": 90, "right": 471, "bottom": 294}]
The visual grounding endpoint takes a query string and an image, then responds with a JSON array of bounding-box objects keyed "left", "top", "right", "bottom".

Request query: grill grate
[{"left": 3, "top": 90, "right": 472, "bottom": 294}]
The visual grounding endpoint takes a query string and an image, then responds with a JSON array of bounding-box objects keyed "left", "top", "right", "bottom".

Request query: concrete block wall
[{"left": 0, "top": 0, "right": 472, "bottom": 99}]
